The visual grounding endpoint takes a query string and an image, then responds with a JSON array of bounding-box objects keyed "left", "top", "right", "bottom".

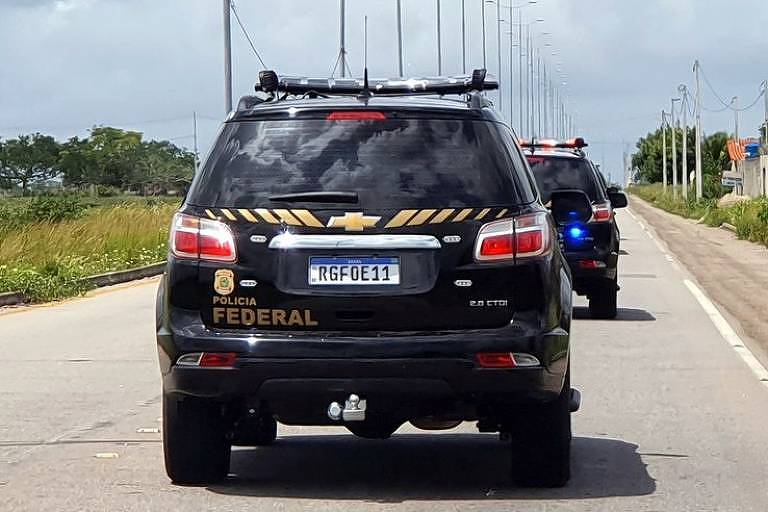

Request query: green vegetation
[
  {"left": 629, "top": 184, "right": 768, "bottom": 246},
  {"left": 0, "top": 127, "right": 195, "bottom": 196},
  {"left": 0, "top": 196, "right": 177, "bottom": 302},
  {"left": 631, "top": 129, "right": 730, "bottom": 200}
]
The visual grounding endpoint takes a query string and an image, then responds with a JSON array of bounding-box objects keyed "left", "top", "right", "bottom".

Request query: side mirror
[
  {"left": 608, "top": 191, "right": 628, "bottom": 209},
  {"left": 550, "top": 189, "right": 593, "bottom": 225}
]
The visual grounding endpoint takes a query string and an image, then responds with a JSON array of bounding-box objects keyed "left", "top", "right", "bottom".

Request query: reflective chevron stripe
[
  {"left": 385, "top": 210, "right": 418, "bottom": 228},
  {"left": 238, "top": 209, "right": 258, "bottom": 223}
]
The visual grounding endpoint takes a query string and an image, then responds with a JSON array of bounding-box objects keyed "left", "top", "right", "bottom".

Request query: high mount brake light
[
  {"left": 327, "top": 111, "right": 387, "bottom": 121},
  {"left": 171, "top": 213, "right": 237, "bottom": 262},
  {"left": 590, "top": 202, "right": 613, "bottom": 223},
  {"left": 474, "top": 212, "right": 552, "bottom": 262}
]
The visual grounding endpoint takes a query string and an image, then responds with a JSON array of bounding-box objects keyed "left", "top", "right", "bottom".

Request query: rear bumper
[
  {"left": 157, "top": 309, "right": 569, "bottom": 412},
  {"left": 564, "top": 248, "right": 617, "bottom": 294}
]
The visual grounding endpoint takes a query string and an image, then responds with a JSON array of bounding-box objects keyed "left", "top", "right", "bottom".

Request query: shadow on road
[
  {"left": 573, "top": 307, "right": 656, "bottom": 322},
  {"left": 208, "top": 434, "right": 655, "bottom": 502}
]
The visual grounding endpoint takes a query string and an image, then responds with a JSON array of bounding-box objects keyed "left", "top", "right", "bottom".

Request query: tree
[
  {"left": 632, "top": 129, "right": 730, "bottom": 199},
  {"left": 0, "top": 134, "right": 61, "bottom": 195}
]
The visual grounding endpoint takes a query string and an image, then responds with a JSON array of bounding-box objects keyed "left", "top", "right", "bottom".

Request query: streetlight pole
[
  {"left": 397, "top": 0, "right": 404, "bottom": 77},
  {"left": 223, "top": 0, "right": 232, "bottom": 113}
]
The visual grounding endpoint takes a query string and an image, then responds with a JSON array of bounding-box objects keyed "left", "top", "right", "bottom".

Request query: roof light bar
[
  {"left": 520, "top": 137, "right": 588, "bottom": 149},
  {"left": 267, "top": 69, "right": 498, "bottom": 97}
]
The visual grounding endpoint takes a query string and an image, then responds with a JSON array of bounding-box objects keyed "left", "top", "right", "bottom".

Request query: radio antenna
[{"left": 360, "top": 15, "right": 372, "bottom": 99}]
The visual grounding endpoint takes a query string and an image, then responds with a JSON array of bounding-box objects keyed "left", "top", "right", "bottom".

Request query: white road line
[{"left": 684, "top": 279, "right": 768, "bottom": 387}]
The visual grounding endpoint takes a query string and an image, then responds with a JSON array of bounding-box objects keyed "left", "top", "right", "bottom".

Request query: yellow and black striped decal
[{"left": 204, "top": 208, "right": 512, "bottom": 229}]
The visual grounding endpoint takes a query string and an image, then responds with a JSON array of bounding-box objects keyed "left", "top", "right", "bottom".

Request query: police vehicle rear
[
  {"left": 522, "top": 139, "right": 628, "bottom": 318},
  {"left": 156, "top": 70, "right": 593, "bottom": 487}
]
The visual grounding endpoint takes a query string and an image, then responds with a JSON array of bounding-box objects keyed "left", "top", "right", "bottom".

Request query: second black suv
[
  {"left": 523, "top": 140, "right": 628, "bottom": 319},
  {"left": 156, "top": 71, "right": 593, "bottom": 487}
]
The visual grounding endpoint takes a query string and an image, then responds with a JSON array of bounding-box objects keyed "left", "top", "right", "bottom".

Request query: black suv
[
  {"left": 156, "top": 71, "right": 592, "bottom": 487},
  {"left": 523, "top": 140, "right": 628, "bottom": 318}
]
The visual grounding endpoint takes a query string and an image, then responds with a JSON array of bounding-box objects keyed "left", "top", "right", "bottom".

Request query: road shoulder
[{"left": 629, "top": 196, "right": 768, "bottom": 369}]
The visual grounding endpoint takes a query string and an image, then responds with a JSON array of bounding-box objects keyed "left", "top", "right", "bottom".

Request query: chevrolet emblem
[{"left": 327, "top": 212, "right": 381, "bottom": 232}]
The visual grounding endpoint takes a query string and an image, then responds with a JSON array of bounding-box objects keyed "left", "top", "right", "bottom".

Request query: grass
[
  {"left": 629, "top": 183, "right": 768, "bottom": 246},
  {"left": 0, "top": 200, "right": 178, "bottom": 302}
]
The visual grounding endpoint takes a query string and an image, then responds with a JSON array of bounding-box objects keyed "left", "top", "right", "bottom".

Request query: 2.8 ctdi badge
[{"left": 214, "top": 269, "right": 235, "bottom": 296}]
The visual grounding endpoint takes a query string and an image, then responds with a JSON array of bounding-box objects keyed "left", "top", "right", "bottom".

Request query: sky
[{"left": 1, "top": 0, "right": 767, "bottom": 185}]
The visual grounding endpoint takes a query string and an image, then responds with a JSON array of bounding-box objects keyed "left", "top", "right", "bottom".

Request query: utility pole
[
  {"left": 339, "top": 0, "right": 347, "bottom": 78},
  {"left": 223, "top": 0, "right": 232, "bottom": 114},
  {"left": 397, "top": 0, "right": 404, "bottom": 77},
  {"left": 436, "top": 0, "right": 442, "bottom": 75},
  {"left": 671, "top": 97, "right": 680, "bottom": 197},
  {"left": 496, "top": 0, "right": 503, "bottom": 115},
  {"left": 762, "top": 79, "right": 768, "bottom": 146},
  {"left": 193, "top": 111, "right": 199, "bottom": 174},
  {"left": 461, "top": 0, "right": 466, "bottom": 74},
  {"left": 733, "top": 96, "right": 741, "bottom": 194},
  {"left": 694, "top": 60, "right": 703, "bottom": 200},
  {"left": 679, "top": 85, "right": 689, "bottom": 200},
  {"left": 662, "top": 110, "right": 668, "bottom": 191},
  {"left": 481, "top": 0, "right": 487, "bottom": 69}
]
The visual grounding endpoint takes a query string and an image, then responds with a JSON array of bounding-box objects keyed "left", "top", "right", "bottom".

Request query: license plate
[{"left": 308, "top": 257, "right": 400, "bottom": 286}]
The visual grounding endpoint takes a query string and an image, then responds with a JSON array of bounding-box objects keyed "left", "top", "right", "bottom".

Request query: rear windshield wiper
[{"left": 268, "top": 191, "right": 359, "bottom": 204}]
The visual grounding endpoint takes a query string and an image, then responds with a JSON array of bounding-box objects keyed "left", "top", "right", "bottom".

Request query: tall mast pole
[
  {"left": 680, "top": 86, "right": 689, "bottom": 199},
  {"left": 671, "top": 98, "right": 679, "bottom": 197}
]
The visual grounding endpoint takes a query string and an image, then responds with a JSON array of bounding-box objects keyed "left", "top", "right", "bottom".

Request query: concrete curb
[
  {"left": 0, "top": 262, "right": 166, "bottom": 307},
  {"left": 0, "top": 291, "right": 27, "bottom": 307}
]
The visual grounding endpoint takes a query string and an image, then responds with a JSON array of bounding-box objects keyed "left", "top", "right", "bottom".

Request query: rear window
[
  {"left": 526, "top": 156, "right": 600, "bottom": 203},
  {"left": 188, "top": 118, "right": 524, "bottom": 208}
]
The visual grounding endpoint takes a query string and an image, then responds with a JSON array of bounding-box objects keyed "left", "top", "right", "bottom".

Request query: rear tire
[
  {"left": 507, "top": 370, "right": 571, "bottom": 488},
  {"left": 589, "top": 276, "right": 618, "bottom": 319},
  {"left": 163, "top": 393, "right": 231, "bottom": 485}
]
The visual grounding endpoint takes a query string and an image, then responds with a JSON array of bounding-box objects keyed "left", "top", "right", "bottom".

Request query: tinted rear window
[
  {"left": 188, "top": 118, "right": 523, "bottom": 208},
  {"left": 526, "top": 156, "right": 599, "bottom": 203}
]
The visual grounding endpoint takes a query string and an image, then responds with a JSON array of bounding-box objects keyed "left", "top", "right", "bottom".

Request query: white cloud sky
[{"left": 1, "top": 0, "right": 767, "bottom": 184}]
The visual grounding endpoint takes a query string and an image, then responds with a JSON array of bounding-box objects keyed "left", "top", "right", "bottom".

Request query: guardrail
[{"left": 0, "top": 262, "right": 166, "bottom": 308}]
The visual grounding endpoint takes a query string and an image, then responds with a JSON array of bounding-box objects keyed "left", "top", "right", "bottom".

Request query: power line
[
  {"left": 698, "top": 63, "right": 765, "bottom": 113},
  {"left": 229, "top": 0, "right": 268, "bottom": 69}
]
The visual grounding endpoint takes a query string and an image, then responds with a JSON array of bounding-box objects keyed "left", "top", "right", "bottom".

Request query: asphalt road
[{"left": 3, "top": 209, "right": 768, "bottom": 511}]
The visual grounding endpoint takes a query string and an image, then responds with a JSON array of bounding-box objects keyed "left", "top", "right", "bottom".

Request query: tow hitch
[{"left": 327, "top": 394, "right": 367, "bottom": 422}]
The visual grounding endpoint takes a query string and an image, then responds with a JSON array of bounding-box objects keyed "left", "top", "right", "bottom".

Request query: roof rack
[{"left": 256, "top": 69, "right": 498, "bottom": 98}]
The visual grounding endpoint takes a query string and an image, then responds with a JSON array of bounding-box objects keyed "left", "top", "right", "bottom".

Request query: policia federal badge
[{"left": 214, "top": 269, "right": 235, "bottom": 296}]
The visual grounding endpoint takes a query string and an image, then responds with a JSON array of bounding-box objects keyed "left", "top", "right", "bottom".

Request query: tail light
[
  {"left": 474, "top": 212, "right": 552, "bottom": 262},
  {"left": 590, "top": 202, "right": 612, "bottom": 223},
  {"left": 170, "top": 212, "right": 237, "bottom": 262}
]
